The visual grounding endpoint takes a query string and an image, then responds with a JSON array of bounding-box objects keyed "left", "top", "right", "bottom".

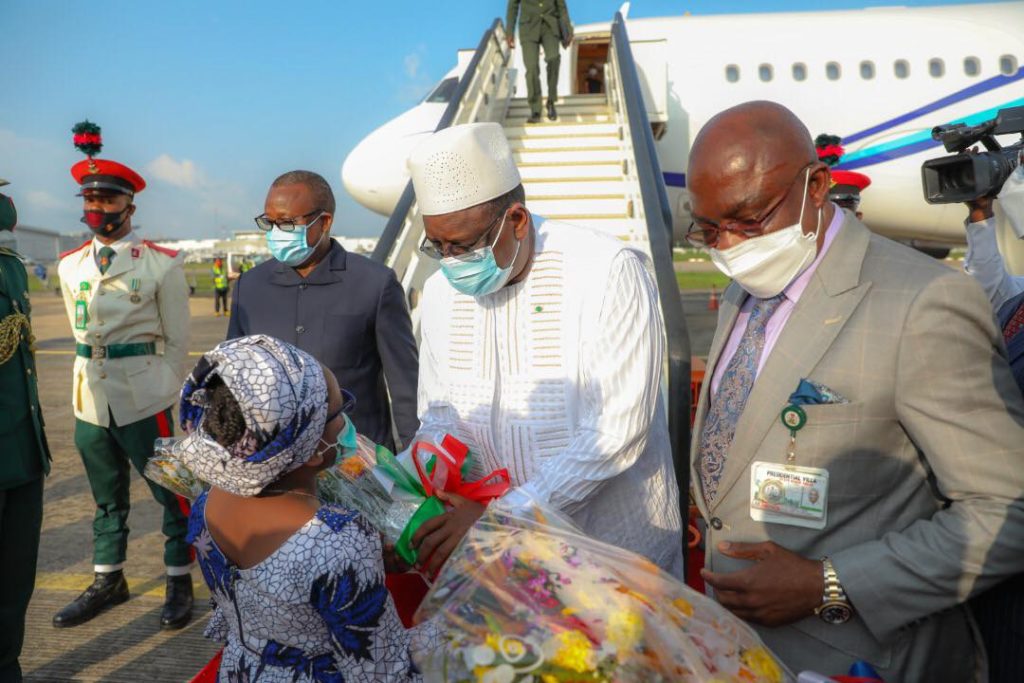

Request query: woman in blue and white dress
[{"left": 175, "top": 335, "right": 436, "bottom": 682}]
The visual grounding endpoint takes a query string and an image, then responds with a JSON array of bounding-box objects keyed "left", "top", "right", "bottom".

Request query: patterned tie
[
  {"left": 698, "top": 294, "right": 785, "bottom": 505},
  {"left": 97, "top": 246, "right": 116, "bottom": 275}
]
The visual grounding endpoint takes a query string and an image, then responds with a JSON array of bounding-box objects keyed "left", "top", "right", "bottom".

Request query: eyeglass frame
[
  {"left": 323, "top": 388, "right": 357, "bottom": 426},
  {"left": 685, "top": 162, "right": 815, "bottom": 249},
  {"left": 253, "top": 209, "right": 326, "bottom": 233},
  {"left": 418, "top": 206, "right": 512, "bottom": 262}
]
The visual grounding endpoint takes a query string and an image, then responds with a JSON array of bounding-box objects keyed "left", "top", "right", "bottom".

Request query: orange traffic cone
[{"left": 708, "top": 284, "right": 719, "bottom": 311}]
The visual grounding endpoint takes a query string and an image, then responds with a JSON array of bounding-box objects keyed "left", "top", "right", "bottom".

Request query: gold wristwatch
[{"left": 815, "top": 557, "right": 853, "bottom": 624}]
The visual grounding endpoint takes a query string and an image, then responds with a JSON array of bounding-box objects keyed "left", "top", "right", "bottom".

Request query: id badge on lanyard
[{"left": 750, "top": 404, "right": 829, "bottom": 530}]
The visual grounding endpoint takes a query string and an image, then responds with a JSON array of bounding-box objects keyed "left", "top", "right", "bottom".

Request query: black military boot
[
  {"left": 527, "top": 112, "right": 542, "bottom": 124},
  {"left": 53, "top": 570, "right": 130, "bottom": 628},
  {"left": 547, "top": 101, "right": 557, "bottom": 121},
  {"left": 160, "top": 575, "right": 193, "bottom": 630}
]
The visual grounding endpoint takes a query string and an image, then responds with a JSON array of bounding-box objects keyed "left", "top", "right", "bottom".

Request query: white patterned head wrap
[{"left": 175, "top": 335, "right": 328, "bottom": 496}]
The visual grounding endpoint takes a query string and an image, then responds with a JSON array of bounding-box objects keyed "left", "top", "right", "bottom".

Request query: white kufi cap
[{"left": 407, "top": 122, "right": 521, "bottom": 216}]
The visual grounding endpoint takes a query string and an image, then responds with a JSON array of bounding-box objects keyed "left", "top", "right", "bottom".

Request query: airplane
[{"left": 342, "top": 1, "right": 1024, "bottom": 268}]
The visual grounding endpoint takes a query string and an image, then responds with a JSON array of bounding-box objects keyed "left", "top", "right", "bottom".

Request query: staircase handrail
[
  {"left": 610, "top": 11, "right": 693, "bottom": 558},
  {"left": 372, "top": 18, "right": 507, "bottom": 264}
]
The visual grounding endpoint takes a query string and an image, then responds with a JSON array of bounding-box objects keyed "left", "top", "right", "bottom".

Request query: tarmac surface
[{"left": 20, "top": 289, "right": 719, "bottom": 682}]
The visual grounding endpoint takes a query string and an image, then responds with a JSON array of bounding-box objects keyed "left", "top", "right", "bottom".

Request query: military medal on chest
[
  {"left": 75, "top": 281, "right": 91, "bottom": 330},
  {"left": 130, "top": 277, "right": 141, "bottom": 303}
]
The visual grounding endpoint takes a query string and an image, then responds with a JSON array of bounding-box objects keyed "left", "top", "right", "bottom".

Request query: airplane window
[
  {"left": 826, "top": 62, "right": 841, "bottom": 80},
  {"left": 964, "top": 57, "right": 980, "bottom": 77},
  {"left": 1001, "top": 55, "right": 1019, "bottom": 75},
  {"left": 726, "top": 64, "right": 740, "bottom": 83},
  {"left": 423, "top": 77, "right": 459, "bottom": 104},
  {"left": 860, "top": 61, "right": 875, "bottom": 80},
  {"left": 929, "top": 58, "right": 945, "bottom": 78},
  {"left": 759, "top": 64, "right": 773, "bottom": 82},
  {"left": 894, "top": 59, "right": 910, "bottom": 79},
  {"left": 792, "top": 63, "right": 807, "bottom": 81}
]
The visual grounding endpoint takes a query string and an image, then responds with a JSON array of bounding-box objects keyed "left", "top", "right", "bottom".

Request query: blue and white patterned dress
[{"left": 188, "top": 492, "right": 434, "bottom": 682}]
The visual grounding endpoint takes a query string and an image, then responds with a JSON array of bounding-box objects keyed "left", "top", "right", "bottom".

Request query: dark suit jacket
[{"left": 227, "top": 240, "right": 419, "bottom": 450}]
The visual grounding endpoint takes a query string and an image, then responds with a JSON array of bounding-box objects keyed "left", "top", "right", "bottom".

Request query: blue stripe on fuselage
[{"left": 843, "top": 68, "right": 1024, "bottom": 145}]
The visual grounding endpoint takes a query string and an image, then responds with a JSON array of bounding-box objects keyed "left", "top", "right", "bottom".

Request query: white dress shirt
[
  {"left": 417, "top": 216, "right": 684, "bottom": 577},
  {"left": 964, "top": 216, "right": 1024, "bottom": 311}
]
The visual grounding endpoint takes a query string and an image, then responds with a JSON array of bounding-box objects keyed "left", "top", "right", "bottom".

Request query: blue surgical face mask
[
  {"left": 440, "top": 211, "right": 521, "bottom": 297},
  {"left": 337, "top": 414, "right": 358, "bottom": 456},
  {"left": 266, "top": 214, "right": 325, "bottom": 266}
]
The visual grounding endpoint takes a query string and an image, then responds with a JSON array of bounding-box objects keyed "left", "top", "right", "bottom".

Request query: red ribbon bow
[{"left": 410, "top": 434, "right": 511, "bottom": 503}]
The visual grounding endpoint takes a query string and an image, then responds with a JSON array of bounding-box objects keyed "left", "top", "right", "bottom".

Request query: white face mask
[{"left": 708, "top": 168, "right": 822, "bottom": 298}]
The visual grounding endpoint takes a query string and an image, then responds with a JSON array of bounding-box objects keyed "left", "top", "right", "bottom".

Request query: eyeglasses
[
  {"left": 419, "top": 209, "right": 509, "bottom": 262},
  {"left": 254, "top": 209, "right": 325, "bottom": 233},
  {"left": 685, "top": 164, "right": 812, "bottom": 248},
  {"left": 323, "top": 389, "right": 357, "bottom": 425}
]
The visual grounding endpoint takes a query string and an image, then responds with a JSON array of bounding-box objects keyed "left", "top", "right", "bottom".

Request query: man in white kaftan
[{"left": 407, "top": 122, "right": 683, "bottom": 578}]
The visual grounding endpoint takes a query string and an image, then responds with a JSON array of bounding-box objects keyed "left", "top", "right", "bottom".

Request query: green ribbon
[{"left": 395, "top": 496, "right": 447, "bottom": 565}]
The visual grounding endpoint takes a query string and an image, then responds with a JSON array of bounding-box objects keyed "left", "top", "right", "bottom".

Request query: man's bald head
[{"left": 687, "top": 101, "right": 832, "bottom": 249}]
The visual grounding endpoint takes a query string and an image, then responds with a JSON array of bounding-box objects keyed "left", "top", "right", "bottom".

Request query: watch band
[{"left": 822, "top": 557, "right": 847, "bottom": 603}]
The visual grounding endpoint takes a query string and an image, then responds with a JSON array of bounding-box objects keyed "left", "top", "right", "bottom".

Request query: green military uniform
[
  {"left": 507, "top": 0, "right": 570, "bottom": 118},
  {"left": 0, "top": 243, "right": 50, "bottom": 683}
]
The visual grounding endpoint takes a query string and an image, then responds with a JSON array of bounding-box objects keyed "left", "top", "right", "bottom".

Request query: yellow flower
[
  {"left": 672, "top": 597, "right": 694, "bottom": 617},
  {"left": 501, "top": 637, "right": 526, "bottom": 659},
  {"left": 485, "top": 633, "right": 500, "bottom": 651},
  {"left": 741, "top": 647, "right": 784, "bottom": 683},
  {"left": 606, "top": 610, "right": 644, "bottom": 652},
  {"left": 549, "top": 630, "right": 596, "bottom": 672}
]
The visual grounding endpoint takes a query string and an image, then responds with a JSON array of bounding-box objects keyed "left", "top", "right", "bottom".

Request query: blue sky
[{"left": 0, "top": 0, "right": 1002, "bottom": 240}]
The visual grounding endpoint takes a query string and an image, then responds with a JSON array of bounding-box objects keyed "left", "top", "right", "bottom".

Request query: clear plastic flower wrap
[
  {"left": 413, "top": 495, "right": 794, "bottom": 683},
  {"left": 145, "top": 437, "right": 209, "bottom": 501},
  {"left": 316, "top": 433, "right": 423, "bottom": 542}
]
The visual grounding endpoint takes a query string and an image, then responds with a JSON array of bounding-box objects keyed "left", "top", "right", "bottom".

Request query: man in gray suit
[{"left": 687, "top": 101, "right": 1024, "bottom": 681}]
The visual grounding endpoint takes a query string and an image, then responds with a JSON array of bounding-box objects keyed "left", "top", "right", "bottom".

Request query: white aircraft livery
[{"left": 343, "top": 1, "right": 1024, "bottom": 263}]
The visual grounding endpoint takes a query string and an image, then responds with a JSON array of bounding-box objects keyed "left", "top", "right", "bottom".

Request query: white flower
[
  {"left": 471, "top": 644, "right": 497, "bottom": 667},
  {"left": 481, "top": 664, "right": 515, "bottom": 683}
]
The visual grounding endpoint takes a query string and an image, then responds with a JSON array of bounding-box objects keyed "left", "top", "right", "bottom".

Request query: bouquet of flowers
[
  {"left": 145, "top": 437, "right": 208, "bottom": 501},
  {"left": 318, "top": 430, "right": 511, "bottom": 565},
  {"left": 413, "top": 497, "right": 794, "bottom": 683}
]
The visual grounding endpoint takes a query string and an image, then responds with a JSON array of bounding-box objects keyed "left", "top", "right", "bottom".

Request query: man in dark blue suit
[{"left": 228, "top": 170, "right": 418, "bottom": 450}]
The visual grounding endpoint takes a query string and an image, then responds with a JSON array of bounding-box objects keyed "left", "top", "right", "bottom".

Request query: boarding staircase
[{"left": 372, "top": 13, "right": 691, "bottom": 564}]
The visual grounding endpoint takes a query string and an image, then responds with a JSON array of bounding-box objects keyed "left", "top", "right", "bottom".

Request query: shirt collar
[
  {"left": 782, "top": 203, "right": 844, "bottom": 303},
  {"left": 92, "top": 229, "right": 139, "bottom": 257}
]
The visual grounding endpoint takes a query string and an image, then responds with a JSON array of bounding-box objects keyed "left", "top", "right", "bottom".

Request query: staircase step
[
  {"left": 504, "top": 122, "right": 620, "bottom": 138},
  {"left": 506, "top": 112, "right": 615, "bottom": 124},
  {"left": 527, "top": 197, "right": 632, "bottom": 217},
  {"left": 517, "top": 161, "right": 623, "bottom": 178},
  {"left": 509, "top": 95, "right": 607, "bottom": 106},
  {"left": 508, "top": 134, "right": 619, "bottom": 150},
  {"left": 524, "top": 180, "right": 631, "bottom": 196},
  {"left": 533, "top": 215, "right": 649, "bottom": 240},
  {"left": 513, "top": 147, "right": 622, "bottom": 164}
]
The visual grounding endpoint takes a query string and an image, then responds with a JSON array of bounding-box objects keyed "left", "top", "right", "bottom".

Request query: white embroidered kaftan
[{"left": 418, "top": 217, "right": 683, "bottom": 577}]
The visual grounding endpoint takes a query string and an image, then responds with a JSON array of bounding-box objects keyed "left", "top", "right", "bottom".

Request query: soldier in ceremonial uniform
[
  {"left": 815, "top": 133, "right": 871, "bottom": 220},
  {"left": 0, "top": 179, "right": 50, "bottom": 683},
  {"left": 53, "top": 123, "right": 194, "bottom": 630},
  {"left": 507, "top": 0, "right": 571, "bottom": 123}
]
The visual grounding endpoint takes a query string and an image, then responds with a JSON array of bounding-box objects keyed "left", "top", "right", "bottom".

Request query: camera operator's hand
[
  {"left": 964, "top": 147, "right": 996, "bottom": 223},
  {"left": 966, "top": 195, "right": 995, "bottom": 223}
]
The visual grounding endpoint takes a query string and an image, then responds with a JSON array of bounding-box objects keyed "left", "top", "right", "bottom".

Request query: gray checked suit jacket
[{"left": 691, "top": 212, "right": 1024, "bottom": 681}]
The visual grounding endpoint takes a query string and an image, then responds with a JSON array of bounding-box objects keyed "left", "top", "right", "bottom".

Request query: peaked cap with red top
[
  {"left": 815, "top": 133, "right": 870, "bottom": 202},
  {"left": 70, "top": 120, "right": 146, "bottom": 195}
]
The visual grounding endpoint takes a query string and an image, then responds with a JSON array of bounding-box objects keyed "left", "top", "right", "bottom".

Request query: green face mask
[{"left": 0, "top": 194, "right": 17, "bottom": 232}]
